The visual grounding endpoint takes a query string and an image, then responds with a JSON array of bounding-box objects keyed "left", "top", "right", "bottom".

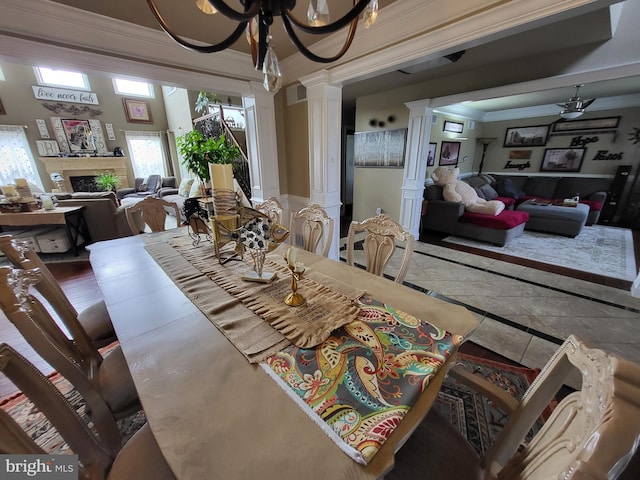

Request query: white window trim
[{"left": 34, "top": 66, "right": 90, "bottom": 91}]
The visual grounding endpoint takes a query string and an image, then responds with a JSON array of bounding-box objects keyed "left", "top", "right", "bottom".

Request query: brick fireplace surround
[{"left": 37, "top": 156, "right": 128, "bottom": 192}]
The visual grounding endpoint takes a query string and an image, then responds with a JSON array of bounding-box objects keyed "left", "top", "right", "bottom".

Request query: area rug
[
  {"left": 0, "top": 342, "right": 146, "bottom": 453},
  {"left": 432, "top": 353, "right": 549, "bottom": 458},
  {"left": 444, "top": 225, "right": 637, "bottom": 281}
]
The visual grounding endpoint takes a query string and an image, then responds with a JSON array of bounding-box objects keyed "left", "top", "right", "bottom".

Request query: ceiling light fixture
[
  {"left": 147, "top": 0, "right": 379, "bottom": 93},
  {"left": 557, "top": 84, "right": 595, "bottom": 120}
]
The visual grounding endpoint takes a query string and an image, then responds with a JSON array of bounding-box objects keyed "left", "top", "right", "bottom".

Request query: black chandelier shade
[{"left": 146, "top": 0, "right": 374, "bottom": 72}]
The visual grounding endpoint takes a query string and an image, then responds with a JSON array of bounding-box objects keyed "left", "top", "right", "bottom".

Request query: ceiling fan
[{"left": 557, "top": 84, "right": 596, "bottom": 119}]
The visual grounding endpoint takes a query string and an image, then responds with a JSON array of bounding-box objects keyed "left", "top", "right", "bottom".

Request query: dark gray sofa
[{"left": 421, "top": 174, "right": 611, "bottom": 245}]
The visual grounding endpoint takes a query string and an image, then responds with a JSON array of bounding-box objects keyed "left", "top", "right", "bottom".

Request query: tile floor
[{"left": 341, "top": 234, "right": 640, "bottom": 389}]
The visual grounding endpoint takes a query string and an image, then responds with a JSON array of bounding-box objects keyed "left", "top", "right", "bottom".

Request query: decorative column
[
  {"left": 243, "top": 82, "right": 281, "bottom": 203},
  {"left": 300, "top": 71, "right": 342, "bottom": 261},
  {"left": 400, "top": 99, "right": 433, "bottom": 238}
]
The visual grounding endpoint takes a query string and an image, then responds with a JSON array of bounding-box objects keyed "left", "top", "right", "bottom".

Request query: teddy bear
[{"left": 431, "top": 166, "right": 505, "bottom": 216}]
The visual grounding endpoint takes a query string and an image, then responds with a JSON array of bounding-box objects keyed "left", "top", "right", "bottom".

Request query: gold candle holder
[
  {"left": 284, "top": 264, "right": 305, "bottom": 306},
  {"left": 284, "top": 246, "right": 305, "bottom": 306}
]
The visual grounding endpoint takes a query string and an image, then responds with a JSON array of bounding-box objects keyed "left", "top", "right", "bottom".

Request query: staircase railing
[{"left": 193, "top": 105, "right": 252, "bottom": 203}]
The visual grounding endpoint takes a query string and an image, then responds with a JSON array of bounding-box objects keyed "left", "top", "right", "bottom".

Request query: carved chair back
[
  {"left": 289, "top": 204, "right": 333, "bottom": 258},
  {"left": 346, "top": 213, "right": 414, "bottom": 283},
  {"left": 125, "top": 196, "right": 181, "bottom": 233}
]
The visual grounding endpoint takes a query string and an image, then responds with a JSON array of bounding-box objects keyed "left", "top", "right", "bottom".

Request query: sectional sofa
[{"left": 421, "top": 174, "right": 611, "bottom": 245}]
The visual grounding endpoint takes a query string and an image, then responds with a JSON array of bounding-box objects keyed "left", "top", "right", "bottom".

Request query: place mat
[
  {"left": 262, "top": 295, "right": 464, "bottom": 465},
  {"left": 145, "top": 236, "right": 365, "bottom": 361}
]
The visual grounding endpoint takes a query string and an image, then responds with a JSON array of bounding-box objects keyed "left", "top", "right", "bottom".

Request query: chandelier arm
[
  {"left": 283, "top": 0, "right": 371, "bottom": 35},
  {"left": 207, "top": 0, "right": 261, "bottom": 21},
  {"left": 280, "top": 14, "right": 358, "bottom": 63},
  {"left": 147, "top": 0, "right": 248, "bottom": 53}
]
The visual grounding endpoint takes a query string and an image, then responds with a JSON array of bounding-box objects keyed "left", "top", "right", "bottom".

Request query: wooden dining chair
[
  {"left": 256, "top": 196, "right": 284, "bottom": 224},
  {"left": 0, "top": 265, "right": 141, "bottom": 456},
  {"left": 125, "top": 196, "right": 181, "bottom": 234},
  {"left": 0, "top": 234, "right": 116, "bottom": 349},
  {"left": 385, "top": 335, "right": 640, "bottom": 480},
  {"left": 0, "top": 343, "right": 175, "bottom": 480},
  {"left": 289, "top": 204, "right": 333, "bottom": 258},
  {"left": 346, "top": 213, "right": 415, "bottom": 283}
]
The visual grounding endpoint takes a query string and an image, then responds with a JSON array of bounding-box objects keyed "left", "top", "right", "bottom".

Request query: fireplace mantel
[{"left": 38, "top": 156, "right": 128, "bottom": 192}]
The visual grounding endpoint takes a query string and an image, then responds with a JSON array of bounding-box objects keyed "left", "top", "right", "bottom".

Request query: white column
[
  {"left": 300, "top": 71, "right": 343, "bottom": 261},
  {"left": 243, "top": 83, "right": 281, "bottom": 203},
  {"left": 400, "top": 99, "right": 433, "bottom": 239}
]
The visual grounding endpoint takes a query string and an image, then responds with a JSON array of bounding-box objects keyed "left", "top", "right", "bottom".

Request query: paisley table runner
[{"left": 262, "top": 295, "right": 463, "bottom": 465}]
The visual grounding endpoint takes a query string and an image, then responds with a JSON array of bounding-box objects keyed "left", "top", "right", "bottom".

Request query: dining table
[{"left": 87, "top": 230, "right": 479, "bottom": 480}]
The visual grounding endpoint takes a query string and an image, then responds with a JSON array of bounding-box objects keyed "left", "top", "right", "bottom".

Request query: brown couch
[{"left": 54, "top": 191, "right": 138, "bottom": 243}]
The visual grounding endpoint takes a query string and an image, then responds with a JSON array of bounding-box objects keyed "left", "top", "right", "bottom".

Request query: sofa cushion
[
  {"left": 423, "top": 184, "right": 444, "bottom": 201},
  {"left": 178, "top": 178, "right": 194, "bottom": 197},
  {"left": 495, "top": 196, "right": 516, "bottom": 208},
  {"left": 189, "top": 179, "right": 204, "bottom": 198},
  {"left": 496, "top": 178, "right": 525, "bottom": 199},
  {"left": 523, "top": 177, "right": 559, "bottom": 199},
  {"left": 473, "top": 186, "right": 486, "bottom": 199},
  {"left": 459, "top": 210, "right": 529, "bottom": 230},
  {"left": 479, "top": 184, "right": 499, "bottom": 201},
  {"left": 579, "top": 199, "right": 604, "bottom": 212}
]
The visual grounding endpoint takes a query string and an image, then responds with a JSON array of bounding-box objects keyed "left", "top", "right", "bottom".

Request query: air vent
[{"left": 286, "top": 84, "right": 307, "bottom": 105}]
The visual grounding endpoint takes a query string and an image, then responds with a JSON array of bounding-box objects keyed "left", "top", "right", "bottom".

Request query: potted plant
[
  {"left": 176, "top": 129, "right": 242, "bottom": 186},
  {"left": 94, "top": 171, "right": 121, "bottom": 192}
]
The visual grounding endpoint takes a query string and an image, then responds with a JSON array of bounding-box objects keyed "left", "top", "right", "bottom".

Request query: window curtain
[
  {"left": 123, "top": 130, "right": 168, "bottom": 179},
  {"left": 0, "top": 125, "right": 43, "bottom": 189}
]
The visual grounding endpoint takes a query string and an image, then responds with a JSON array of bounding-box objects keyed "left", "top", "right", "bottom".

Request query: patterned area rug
[
  {"left": 432, "top": 353, "right": 547, "bottom": 457},
  {"left": 0, "top": 342, "right": 146, "bottom": 453},
  {"left": 444, "top": 224, "right": 637, "bottom": 281}
]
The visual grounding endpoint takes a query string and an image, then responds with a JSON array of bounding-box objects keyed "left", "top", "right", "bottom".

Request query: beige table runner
[{"left": 145, "top": 236, "right": 364, "bottom": 362}]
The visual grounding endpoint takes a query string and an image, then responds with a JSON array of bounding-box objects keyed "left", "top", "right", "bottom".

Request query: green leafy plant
[
  {"left": 94, "top": 171, "right": 121, "bottom": 192},
  {"left": 176, "top": 130, "right": 242, "bottom": 183}
]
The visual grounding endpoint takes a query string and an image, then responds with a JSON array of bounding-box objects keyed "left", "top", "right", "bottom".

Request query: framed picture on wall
[
  {"left": 439, "top": 141, "right": 460, "bottom": 166},
  {"left": 61, "top": 118, "right": 96, "bottom": 152},
  {"left": 354, "top": 128, "right": 407, "bottom": 167},
  {"left": 443, "top": 120, "right": 464, "bottom": 134},
  {"left": 123, "top": 98, "right": 153, "bottom": 123},
  {"left": 504, "top": 125, "right": 549, "bottom": 147},
  {"left": 427, "top": 142, "right": 437, "bottom": 166},
  {"left": 540, "top": 148, "right": 586, "bottom": 172}
]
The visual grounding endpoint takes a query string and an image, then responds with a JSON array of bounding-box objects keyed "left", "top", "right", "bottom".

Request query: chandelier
[
  {"left": 557, "top": 84, "right": 596, "bottom": 120},
  {"left": 147, "top": 0, "right": 379, "bottom": 93}
]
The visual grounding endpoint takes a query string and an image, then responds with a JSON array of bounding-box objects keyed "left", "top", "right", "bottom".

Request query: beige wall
[
  {"left": 0, "top": 60, "right": 169, "bottom": 190},
  {"left": 280, "top": 97, "right": 309, "bottom": 198},
  {"left": 479, "top": 107, "right": 640, "bottom": 177}
]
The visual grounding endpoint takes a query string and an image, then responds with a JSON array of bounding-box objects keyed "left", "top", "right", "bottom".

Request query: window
[
  {"left": 113, "top": 78, "right": 154, "bottom": 98},
  {"left": 0, "top": 126, "right": 43, "bottom": 190},
  {"left": 124, "top": 131, "right": 168, "bottom": 178},
  {"left": 34, "top": 67, "right": 90, "bottom": 90}
]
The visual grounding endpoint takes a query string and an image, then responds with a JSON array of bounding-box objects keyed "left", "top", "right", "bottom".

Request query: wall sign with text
[{"left": 32, "top": 86, "right": 99, "bottom": 105}]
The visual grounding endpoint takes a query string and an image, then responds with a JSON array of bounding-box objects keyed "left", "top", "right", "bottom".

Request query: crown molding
[{"left": 0, "top": 0, "right": 261, "bottom": 84}]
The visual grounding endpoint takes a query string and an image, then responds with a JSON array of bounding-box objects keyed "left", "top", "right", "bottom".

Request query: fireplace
[
  {"left": 37, "top": 156, "right": 128, "bottom": 192},
  {"left": 70, "top": 175, "right": 100, "bottom": 192}
]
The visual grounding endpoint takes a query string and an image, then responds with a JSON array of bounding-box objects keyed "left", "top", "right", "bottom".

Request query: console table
[{"left": 0, "top": 206, "right": 91, "bottom": 256}]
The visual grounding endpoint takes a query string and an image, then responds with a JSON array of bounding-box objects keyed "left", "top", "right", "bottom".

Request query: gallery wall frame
[
  {"left": 0, "top": 97, "right": 5, "bottom": 115},
  {"left": 439, "top": 141, "right": 461, "bottom": 166},
  {"left": 443, "top": 120, "right": 464, "bottom": 134},
  {"left": 504, "top": 125, "right": 549, "bottom": 147},
  {"left": 354, "top": 128, "right": 407, "bottom": 167},
  {"left": 123, "top": 98, "right": 153, "bottom": 123},
  {"left": 551, "top": 116, "right": 620, "bottom": 132},
  {"left": 61, "top": 118, "right": 96, "bottom": 152},
  {"left": 427, "top": 142, "right": 437, "bottom": 166},
  {"left": 540, "top": 148, "right": 586, "bottom": 172}
]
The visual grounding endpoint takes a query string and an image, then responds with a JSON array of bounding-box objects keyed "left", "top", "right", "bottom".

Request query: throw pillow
[
  {"left": 138, "top": 183, "right": 148, "bottom": 192},
  {"left": 479, "top": 184, "right": 499, "bottom": 201},
  {"left": 474, "top": 186, "right": 487, "bottom": 200},
  {"left": 189, "top": 178, "right": 203, "bottom": 198},
  {"left": 496, "top": 178, "right": 524, "bottom": 199},
  {"left": 178, "top": 178, "right": 194, "bottom": 197}
]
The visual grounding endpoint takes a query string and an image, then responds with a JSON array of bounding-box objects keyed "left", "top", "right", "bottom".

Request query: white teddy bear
[{"left": 431, "top": 166, "right": 505, "bottom": 216}]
